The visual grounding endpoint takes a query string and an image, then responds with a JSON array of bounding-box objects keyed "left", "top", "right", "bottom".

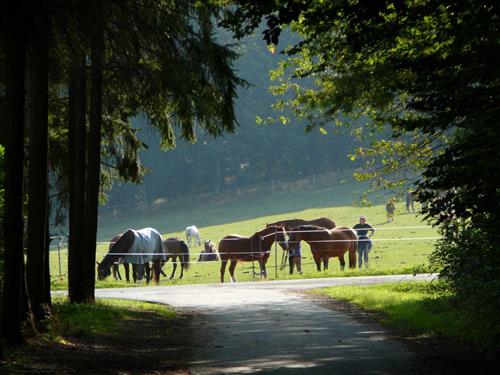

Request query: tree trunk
[
  {"left": 26, "top": 5, "right": 51, "bottom": 322},
  {"left": 67, "top": 57, "right": 87, "bottom": 304},
  {"left": 83, "top": 24, "right": 104, "bottom": 303},
  {"left": 1, "top": 28, "right": 27, "bottom": 344}
]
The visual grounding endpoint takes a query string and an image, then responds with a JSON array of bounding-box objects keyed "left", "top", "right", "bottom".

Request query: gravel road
[{"left": 95, "top": 274, "right": 436, "bottom": 374}]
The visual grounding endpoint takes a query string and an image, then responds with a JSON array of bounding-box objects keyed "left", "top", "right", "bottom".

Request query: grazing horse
[
  {"left": 161, "top": 237, "right": 190, "bottom": 280},
  {"left": 185, "top": 225, "right": 202, "bottom": 247},
  {"left": 97, "top": 228, "right": 164, "bottom": 284},
  {"left": 218, "top": 225, "right": 288, "bottom": 283},
  {"left": 267, "top": 217, "right": 336, "bottom": 251},
  {"left": 109, "top": 234, "right": 134, "bottom": 282},
  {"left": 198, "top": 240, "right": 219, "bottom": 262},
  {"left": 287, "top": 225, "right": 357, "bottom": 271}
]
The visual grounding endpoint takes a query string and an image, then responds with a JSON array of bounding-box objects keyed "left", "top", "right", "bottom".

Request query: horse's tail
[
  {"left": 181, "top": 241, "right": 190, "bottom": 271},
  {"left": 348, "top": 228, "right": 358, "bottom": 269}
]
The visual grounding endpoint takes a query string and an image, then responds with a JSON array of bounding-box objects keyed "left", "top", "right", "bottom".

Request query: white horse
[{"left": 185, "top": 225, "right": 202, "bottom": 247}]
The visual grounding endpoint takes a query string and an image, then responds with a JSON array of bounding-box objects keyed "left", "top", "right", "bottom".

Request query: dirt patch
[
  {"left": 304, "top": 292, "right": 500, "bottom": 375},
  {"left": 1, "top": 308, "right": 204, "bottom": 375}
]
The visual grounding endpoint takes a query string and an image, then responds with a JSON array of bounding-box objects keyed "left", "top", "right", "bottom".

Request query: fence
[{"left": 51, "top": 225, "right": 438, "bottom": 281}]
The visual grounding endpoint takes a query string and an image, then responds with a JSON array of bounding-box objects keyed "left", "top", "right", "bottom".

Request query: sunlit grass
[
  {"left": 48, "top": 297, "right": 176, "bottom": 339},
  {"left": 50, "top": 183, "right": 437, "bottom": 289},
  {"left": 311, "top": 282, "right": 498, "bottom": 348}
]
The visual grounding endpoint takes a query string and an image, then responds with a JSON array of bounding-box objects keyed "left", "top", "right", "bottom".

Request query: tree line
[
  {"left": 104, "top": 30, "right": 362, "bottom": 209},
  {"left": 0, "top": 0, "right": 244, "bottom": 352},
  {"left": 222, "top": 0, "right": 500, "bottom": 338}
]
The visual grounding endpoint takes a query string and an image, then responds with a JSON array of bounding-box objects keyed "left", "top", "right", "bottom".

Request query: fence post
[
  {"left": 57, "top": 236, "right": 62, "bottom": 279},
  {"left": 274, "top": 231, "right": 278, "bottom": 279}
]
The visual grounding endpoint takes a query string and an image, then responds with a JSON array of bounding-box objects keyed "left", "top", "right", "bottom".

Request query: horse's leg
[
  {"left": 349, "top": 248, "right": 357, "bottom": 269},
  {"left": 313, "top": 253, "right": 322, "bottom": 271},
  {"left": 124, "top": 263, "right": 130, "bottom": 282},
  {"left": 220, "top": 259, "right": 228, "bottom": 283},
  {"left": 177, "top": 256, "right": 184, "bottom": 279},
  {"left": 135, "top": 264, "right": 144, "bottom": 282},
  {"left": 229, "top": 259, "right": 237, "bottom": 282},
  {"left": 152, "top": 259, "right": 161, "bottom": 284},
  {"left": 169, "top": 259, "right": 177, "bottom": 279},
  {"left": 259, "top": 259, "right": 267, "bottom": 279},
  {"left": 144, "top": 262, "right": 151, "bottom": 284},
  {"left": 323, "top": 257, "right": 329, "bottom": 271},
  {"left": 179, "top": 263, "right": 184, "bottom": 279},
  {"left": 160, "top": 262, "right": 167, "bottom": 277},
  {"left": 339, "top": 254, "right": 346, "bottom": 271},
  {"left": 116, "top": 264, "right": 122, "bottom": 280}
]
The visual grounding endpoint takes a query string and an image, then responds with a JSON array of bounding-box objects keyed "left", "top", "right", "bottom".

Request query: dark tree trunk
[
  {"left": 67, "top": 57, "right": 87, "bottom": 304},
  {"left": 0, "top": 27, "right": 27, "bottom": 344},
  {"left": 26, "top": 4, "right": 51, "bottom": 322},
  {"left": 43, "top": 223, "right": 52, "bottom": 310},
  {"left": 83, "top": 24, "right": 104, "bottom": 303}
]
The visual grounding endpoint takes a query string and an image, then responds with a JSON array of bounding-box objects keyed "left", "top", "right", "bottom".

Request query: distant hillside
[{"left": 106, "top": 30, "right": 362, "bottom": 208}]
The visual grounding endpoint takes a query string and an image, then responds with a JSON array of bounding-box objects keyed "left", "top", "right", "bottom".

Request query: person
[
  {"left": 406, "top": 191, "right": 415, "bottom": 212},
  {"left": 386, "top": 199, "right": 396, "bottom": 222},
  {"left": 288, "top": 242, "right": 302, "bottom": 275},
  {"left": 353, "top": 216, "right": 375, "bottom": 269}
]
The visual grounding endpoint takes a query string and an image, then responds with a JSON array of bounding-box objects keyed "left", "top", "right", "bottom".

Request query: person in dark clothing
[
  {"left": 353, "top": 216, "right": 375, "bottom": 269},
  {"left": 406, "top": 191, "right": 415, "bottom": 212},
  {"left": 288, "top": 242, "right": 302, "bottom": 275}
]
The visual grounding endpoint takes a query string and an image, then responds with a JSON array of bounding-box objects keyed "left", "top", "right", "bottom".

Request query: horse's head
[{"left": 96, "top": 260, "right": 111, "bottom": 280}]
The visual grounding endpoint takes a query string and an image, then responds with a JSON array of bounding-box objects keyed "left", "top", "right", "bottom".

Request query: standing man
[
  {"left": 406, "top": 191, "right": 415, "bottom": 212},
  {"left": 288, "top": 242, "right": 302, "bottom": 275},
  {"left": 353, "top": 216, "right": 375, "bottom": 269}
]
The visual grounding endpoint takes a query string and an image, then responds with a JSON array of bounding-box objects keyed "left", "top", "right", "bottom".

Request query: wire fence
[{"left": 51, "top": 225, "right": 439, "bottom": 280}]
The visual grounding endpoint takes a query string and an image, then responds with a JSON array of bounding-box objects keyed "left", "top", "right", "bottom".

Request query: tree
[
  {"left": 25, "top": 0, "right": 51, "bottom": 322},
  {"left": 222, "top": 0, "right": 500, "bottom": 321},
  {"left": 0, "top": 0, "right": 27, "bottom": 344}
]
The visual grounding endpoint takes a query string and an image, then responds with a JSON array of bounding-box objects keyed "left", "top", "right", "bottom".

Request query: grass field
[
  {"left": 310, "top": 282, "right": 498, "bottom": 349},
  {"left": 50, "top": 181, "right": 438, "bottom": 289}
]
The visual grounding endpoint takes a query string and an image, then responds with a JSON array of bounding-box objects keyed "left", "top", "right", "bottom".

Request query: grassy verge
[
  {"left": 2, "top": 298, "right": 187, "bottom": 374},
  {"left": 311, "top": 282, "right": 499, "bottom": 350},
  {"left": 47, "top": 297, "right": 176, "bottom": 340}
]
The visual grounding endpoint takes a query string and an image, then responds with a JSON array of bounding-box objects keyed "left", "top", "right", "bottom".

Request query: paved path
[{"left": 95, "top": 274, "right": 435, "bottom": 374}]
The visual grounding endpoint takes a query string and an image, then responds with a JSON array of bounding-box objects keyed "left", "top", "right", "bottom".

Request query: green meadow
[{"left": 50, "top": 181, "right": 438, "bottom": 289}]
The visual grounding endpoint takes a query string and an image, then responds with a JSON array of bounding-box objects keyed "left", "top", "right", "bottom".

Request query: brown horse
[
  {"left": 161, "top": 237, "right": 190, "bottom": 281},
  {"left": 218, "top": 225, "right": 288, "bottom": 283},
  {"left": 267, "top": 217, "right": 336, "bottom": 251},
  {"left": 287, "top": 225, "right": 357, "bottom": 271}
]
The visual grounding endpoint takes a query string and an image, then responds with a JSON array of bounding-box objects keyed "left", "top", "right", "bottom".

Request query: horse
[
  {"left": 198, "top": 240, "right": 219, "bottom": 262},
  {"left": 267, "top": 217, "right": 336, "bottom": 250},
  {"left": 97, "top": 228, "right": 163, "bottom": 283},
  {"left": 218, "top": 225, "right": 288, "bottom": 283},
  {"left": 287, "top": 225, "right": 357, "bottom": 271},
  {"left": 161, "top": 237, "right": 190, "bottom": 280},
  {"left": 185, "top": 225, "right": 202, "bottom": 247},
  {"left": 108, "top": 234, "right": 134, "bottom": 282}
]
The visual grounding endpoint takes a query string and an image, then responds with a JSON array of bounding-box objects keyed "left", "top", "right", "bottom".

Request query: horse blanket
[{"left": 121, "top": 227, "right": 165, "bottom": 264}]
